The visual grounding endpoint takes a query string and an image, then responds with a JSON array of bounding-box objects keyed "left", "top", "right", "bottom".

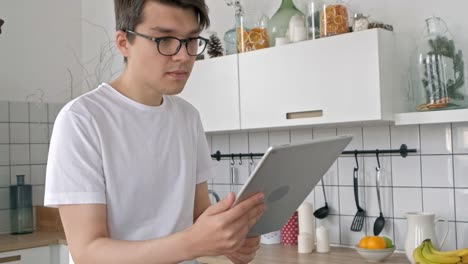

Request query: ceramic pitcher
[{"left": 404, "top": 212, "right": 449, "bottom": 264}]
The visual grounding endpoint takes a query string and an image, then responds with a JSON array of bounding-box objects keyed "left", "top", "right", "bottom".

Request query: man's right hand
[{"left": 186, "top": 192, "right": 266, "bottom": 258}]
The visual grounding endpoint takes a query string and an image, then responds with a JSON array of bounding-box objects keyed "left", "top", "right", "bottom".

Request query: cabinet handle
[
  {"left": 286, "top": 110, "right": 323, "bottom": 119},
  {"left": 0, "top": 255, "right": 21, "bottom": 263}
]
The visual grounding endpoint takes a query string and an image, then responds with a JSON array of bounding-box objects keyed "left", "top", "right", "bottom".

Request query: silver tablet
[{"left": 233, "top": 135, "right": 352, "bottom": 237}]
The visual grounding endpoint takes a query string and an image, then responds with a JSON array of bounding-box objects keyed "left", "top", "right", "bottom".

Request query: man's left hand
[{"left": 225, "top": 236, "right": 261, "bottom": 264}]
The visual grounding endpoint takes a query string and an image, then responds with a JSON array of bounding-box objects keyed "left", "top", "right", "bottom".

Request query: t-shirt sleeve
[
  {"left": 195, "top": 113, "right": 214, "bottom": 184},
  {"left": 44, "top": 109, "right": 105, "bottom": 207}
]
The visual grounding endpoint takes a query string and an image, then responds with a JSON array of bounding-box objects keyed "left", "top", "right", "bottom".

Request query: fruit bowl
[{"left": 354, "top": 246, "right": 395, "bottom": 263}]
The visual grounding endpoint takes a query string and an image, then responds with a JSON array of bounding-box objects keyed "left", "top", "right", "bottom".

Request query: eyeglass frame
[{"left": 125, "top": 30, "right": 209, "bottom": 57}]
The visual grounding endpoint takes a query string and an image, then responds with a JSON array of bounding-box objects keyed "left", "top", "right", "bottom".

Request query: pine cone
[{"left": 207, "top": 33, "right": 224, "bottom": 58}]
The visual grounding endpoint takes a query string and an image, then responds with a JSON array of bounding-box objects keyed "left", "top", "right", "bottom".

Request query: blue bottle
[{"left": 10, "top": 175, "right": 33, "bottom": 234}]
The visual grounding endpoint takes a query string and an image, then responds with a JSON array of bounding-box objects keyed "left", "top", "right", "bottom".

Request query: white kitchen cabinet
[
  {"left": 394, "top": 108, "right": 468, "bottom": 125},
  {"left": 180, "top": 55, "right": 241, "bottom": 132},
  {"left": 238, "top": 29, "right": 399, "bottom": 130},
  {"left": 50, "top": 245, "right": 69, "bottom": 264},
  {"left": 0, "top": 246, "right": 50, "bottom": 264}
]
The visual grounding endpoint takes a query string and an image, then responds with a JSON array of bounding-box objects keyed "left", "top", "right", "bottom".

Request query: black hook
[
  {"left": 238, "top": 153, "right": 242, "bottom": 165},
  {"left": 354, "top": 149, "right": 359, "bottom": 170},
  {"left": 230, "top": 154, "right": 235, "bottom": 165},
  {"left": 376, "top": 149, "right": 381, "bottom": 168},
  {"left": 249, "top": 153, "right": 254, "bottom": 165}
]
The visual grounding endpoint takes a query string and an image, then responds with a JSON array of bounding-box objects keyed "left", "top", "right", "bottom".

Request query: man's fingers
[
  {"left": 243, "top": 236, "right": 261, "bottom": 247},
  {"left": 223, "top": 193, "right": 264, "bottom": 222},
  {"left": 203, "top": 192, "right": 235, "bottom": 216}
]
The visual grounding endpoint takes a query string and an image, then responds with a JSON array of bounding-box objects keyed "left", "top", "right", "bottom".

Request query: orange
[
  {"left": 248, "top": 31, "right": 262, "bottom": 44},
  {"left": 366, "top": 236, "right": 386, "bottom": 250},
  {"left": 236, "top": 27, "right": 249, "bottom": 44},
  {"left": 334, "top": 15, "right": 344, "bottom": 25},
  {"left": 358, "top": 236, "right": 371, "bottom": 249}
]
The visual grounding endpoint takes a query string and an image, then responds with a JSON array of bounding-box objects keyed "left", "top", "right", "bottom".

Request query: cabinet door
[
  {"left": 0, "top": 246, "right": 50, "bottom": 264},
  {"left": 180, "top": 55, "right": 240, "bottom": 132},
  {"left": 238, "top": 29, "right": 397, "bottom": 130}
]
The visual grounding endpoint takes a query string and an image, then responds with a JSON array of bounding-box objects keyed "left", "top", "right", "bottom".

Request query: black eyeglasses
[{"left": 125, "top": 30, "right": 209, "bottom": 56}]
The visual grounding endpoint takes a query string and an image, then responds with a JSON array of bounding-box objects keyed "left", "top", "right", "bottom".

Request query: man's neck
[{"left": 110, "top": 72, "right": 164, "bottom": 106}]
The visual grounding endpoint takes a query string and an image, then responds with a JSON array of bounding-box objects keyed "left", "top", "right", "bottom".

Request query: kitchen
[{"left": 0, "top": 0, "right": 467, "bottom": 263}]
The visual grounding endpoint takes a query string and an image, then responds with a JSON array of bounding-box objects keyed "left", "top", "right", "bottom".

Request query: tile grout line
[{"left": 450, "top": 122, "right": 458, "bottom": 249}]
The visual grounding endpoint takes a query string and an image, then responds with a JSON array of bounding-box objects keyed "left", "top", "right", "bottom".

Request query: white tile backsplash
[
  {"left": 0, "top": 102, "right": 9, "bottom": 122},
  {"left": 364, "top": 186, "right": 393, "bottom": 218},
  {"left": 317, "top": 215, "right": 340, "bottom": 245},
  {"left": 10, "top": 166, "right": 31, "bottom": 185},
  {"left": 0, "top": 210, "right": 10, "bottom": 234},
  {"left": 31, "top": 165, "right": 47, "bottom": 185},
  {"left": 315, "top": 185, "right": 339, "bottom": 215},
  {"left": 363, "top": 155, "right": 392, "bottom": 187},
  {"left": 337, "top": 156, "right": 364, "bottom": 186},
  {"left": 229, "top": 132, "right": 248, "bottom": 153},
  {"left": 9, "top": 123, "right": 29, "bottom": 144},
  {"left": 393, "top": 218, "right": 407, "bottom": 250},
  {"left": 30, "top": 144, "right": 48, "bottom": 164},
  {"left": 10, "top": 144, "right": 30, "bottom": 165},
  {"left": 32, "top": 185, "right": 45, "bottom": 206},
  {"left": 393, "top": 188, "right": 423, "bottom": 218},
  {"left": 211, "top": 134, "right": 229, "bottom": 153},
  {"left": 29, "top": 103, "right": 48, "bottom": 123},
  {"left": 390, "top": 125, "right": 420, "bottom": 152},
  {"left": 392, "top": 155, "right": 422, "bottom": 187},
  {"left": 454, "top": 155, "right": 468, "bottom": 188},
  {"left": 290, "top": 128, "right": 312, "bottom": 143},
  {"left": 420, "top": 123, "right": 452, "bottom": 154},
  {"left": 421, "top": 155, "right": 454, "bottom": 187},
  {"left": 423, "top": 188, "right": 455, "bottom": 221},
  {"left": 0, "top": 145, "right": 9, "bottom": 166},
  {"left": 363, "top": 126, "right": 391, "bottom": 150},
  {"left": 268, "top": 130, "right": 290, "bottom": 145},
  {"left": 452, "top": 122, "right": 468, "bottom": 154},
  {"left": 455, "top": 189, "right": 468, "bottom": 222},
  {"left": 9, "top": 102, "right": 29, "bottom": 123},
  {"left": 313, "top": 128, "right": 337, "bottom": 139},
  {"left": 457, "top": 222, "right": 468, "bottom": 249},
  {"left": 340, "top": 215, "right": 366, "bottom": 246},
  {"left": 30, "top": 124, "right": 49, "bottom": 144},
  {"left": 337, "top": 127, "right": 363, "bottom": 151},
  {"left": 0, "top": 188, "right": 9, "bottom": 210},
  {"left": 0, "top": 124, "right": 9, "bottom": 144},
  {"left": 0, "top": 166, "right": 9, "bottom": 187},
  {"left": 248, "top": 131, "right": 268, "bottom": 153},
  {"left": 47, "top": 103, "right": 64, "bottom": 123},
  {"left": 437, "top": 222, "right": 457, "bottom": 251}
]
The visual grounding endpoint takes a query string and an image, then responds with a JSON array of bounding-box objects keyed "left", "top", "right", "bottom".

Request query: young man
[{"left": 44, "top": 1, "right": 265, "bottom": 263}]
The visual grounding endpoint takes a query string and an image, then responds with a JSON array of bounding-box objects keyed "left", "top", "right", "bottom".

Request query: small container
[
  {"left": 353, "top": 13, "right": 369, "bottom": 32},
  {"left": 320, "top": 0, "right": 350, "bottom": 37},
  {"left": 10, "top": 175, "right": 33, "bottom": 234},
  {"left": 316, "top": 225, "right": 330, "bottom": 253}
]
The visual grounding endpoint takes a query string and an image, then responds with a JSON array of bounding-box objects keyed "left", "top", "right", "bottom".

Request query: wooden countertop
[
  {"left": 198, "top": 245, "right": 411, "bottom": 264},
  {"left": 0, "top": 232, "right": 410, "bottom": 264},
  {"left": 0, "top": 231, "right": 66, "bottom": 252}
]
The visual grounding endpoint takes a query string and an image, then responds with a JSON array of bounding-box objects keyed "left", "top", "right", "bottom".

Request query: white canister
[
  {"left": 316, "top": 226, "right": 330, "bottom": 253},
  {"left": 260, "top": 230, "right": 281, "bottom": 245},
  {"left": 275, "top": 37, "right": 290, "bottom": 46},
  {"left": 298, "top": 233, "right": 314, "bottom": 253},
  {"left": 292, "top": 26, "right": 308, "bottom": 42},
  {"left": 288, "top": 15, "right": 305, "bottom": 42}
]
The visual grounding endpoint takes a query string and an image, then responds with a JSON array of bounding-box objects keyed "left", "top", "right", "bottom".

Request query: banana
[
  {"left": 413, "top": 242, "right": 440, "bottom": 264},
  {"left": 421, "top": 240, "right": 461, "bottom": 263},
  {"left": 425, "top": 239, "right": 468, "bottom": 258}
]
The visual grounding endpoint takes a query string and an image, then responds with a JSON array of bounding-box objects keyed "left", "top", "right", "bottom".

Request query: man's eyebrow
[{"left": 150, "top": 26, "right": 201, "bottom": 35}]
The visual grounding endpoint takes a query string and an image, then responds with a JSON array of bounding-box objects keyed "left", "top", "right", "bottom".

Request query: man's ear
[{"left": 115, "top": 30, "right": 130, "bottom": 58}]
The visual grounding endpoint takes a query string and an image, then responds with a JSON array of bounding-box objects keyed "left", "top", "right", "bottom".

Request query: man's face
[{"left": 126, "top": 2, "right": 200, "bottom": 95}]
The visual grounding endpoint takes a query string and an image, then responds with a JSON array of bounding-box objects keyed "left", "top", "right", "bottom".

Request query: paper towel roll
[
  {"left": 298, "top": 202, "right": 315, "bottom": 235},
  {"left": 316, "top": 226, "right": 330, "bottom": 253},
  {"left": 298, "top": 233, "right": 314, "bottom": 253}
]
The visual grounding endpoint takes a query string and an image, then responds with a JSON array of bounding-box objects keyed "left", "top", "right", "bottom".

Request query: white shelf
[{"left": 394, "top": 108, "right": 468, "bottom": 125}]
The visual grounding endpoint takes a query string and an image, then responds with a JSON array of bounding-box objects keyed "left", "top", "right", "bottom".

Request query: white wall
[{"left": 0, "top": 0, "right": 82, "bottom": 103}]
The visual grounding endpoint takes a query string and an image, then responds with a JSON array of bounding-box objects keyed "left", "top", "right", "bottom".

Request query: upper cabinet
[
  {"left": 183, "top": 29, "right": 400, "bottom": 132},
  {"left": 238, "top": 29, "right": 398, "bottom": 130},
  {"left": 180, "top": 55, "right": 241, "bottom": 132}
]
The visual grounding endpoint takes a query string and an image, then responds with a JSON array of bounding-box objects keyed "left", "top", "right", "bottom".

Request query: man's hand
[
  {"left": 185, "top": 192, "right": 265, "bottom": 258},
  {"left": 226, "top": 236, "right": 261, "bottom": 264}
]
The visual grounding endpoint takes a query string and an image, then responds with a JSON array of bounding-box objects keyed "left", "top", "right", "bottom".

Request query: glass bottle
[
  {"left": 413, "top": 17, "right": 466, "bottom": 111},
  {"left": 320, "top": 0, "right": 350, "bottom": 37},
  {"left": 267, "top": 0, "right": 304, "bottom": 47},
  {"left": 304, "top": 0, "right": 323, "bottom": 40},
  {"left": 10, "top": 175, "right": 33, "bottom": 234}
]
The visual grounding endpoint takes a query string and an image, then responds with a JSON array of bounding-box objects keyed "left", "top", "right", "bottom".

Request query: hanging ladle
[
  {"left": 313, "top": 180, "right": 329, "bottom": 219},
  {"left": 373, "top": 150, "right": 386, "bottom": 236}
]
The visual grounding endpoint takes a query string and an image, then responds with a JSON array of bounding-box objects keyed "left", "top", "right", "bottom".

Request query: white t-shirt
[{"left": 44, "top": 83, "right": 214, "bottom": 264}]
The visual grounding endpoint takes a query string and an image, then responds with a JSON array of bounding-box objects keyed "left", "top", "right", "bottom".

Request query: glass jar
[
  {"left": 304, "top": 0, "right": 323, "bottom": 40},
  {"left": 412, "top": 17, "right": 466, "bottom": 111},
  {"left": 353, "top": 13, "right": 369, "bottom": 32},
  {"left": 320, "top": 0, "right": 350, "bottom": 37},
  {"left": 10, "top": 175, "right": 33, "bottom": 234},
  {"left": 237, "top": 13, "right": 269, "bottom": 53},
  {"left": 267, "top": 0, "right": 304, "bottom": 46}
]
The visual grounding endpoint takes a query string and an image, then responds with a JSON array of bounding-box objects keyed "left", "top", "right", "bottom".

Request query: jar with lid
[
  {"left": 320, "top": 0, "right": 350, "bottom": 37},
  {"left": 410, "top": 17, "right": 467, "bottom": 111},
  {"left": 353, "top": 13, "right": 369, "bottom": 32}
]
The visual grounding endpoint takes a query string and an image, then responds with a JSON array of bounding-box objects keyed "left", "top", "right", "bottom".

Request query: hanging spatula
[{"left": 351, "top": 167, "right": 366, "bottom": 231}]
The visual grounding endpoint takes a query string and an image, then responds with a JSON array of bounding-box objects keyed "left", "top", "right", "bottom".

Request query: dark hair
[{"left": 114, "top": 0, "right": 210, "bottom": 33}]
